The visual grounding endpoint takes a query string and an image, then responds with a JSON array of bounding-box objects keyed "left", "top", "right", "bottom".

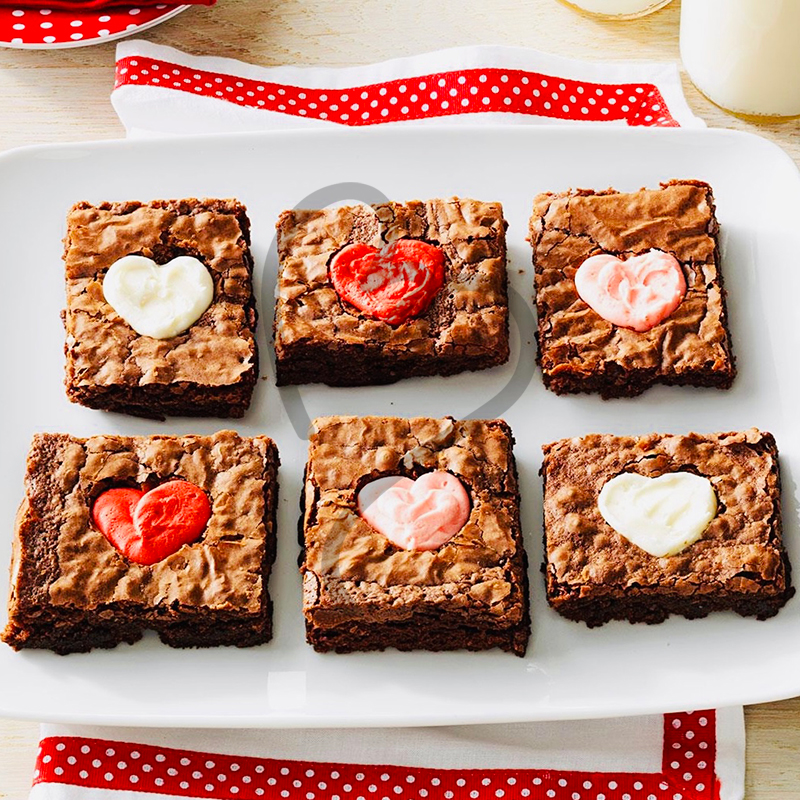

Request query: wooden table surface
[{"left": 1, "top": 0, "right": 799, "bottom": 796}]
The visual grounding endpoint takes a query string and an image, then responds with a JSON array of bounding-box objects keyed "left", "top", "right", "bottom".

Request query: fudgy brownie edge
[
  {"left": 63, "top": 198, "right": 258, "bottom": 420},
  {"left": 3, "top": 431, "right": 279, "bottom": 655},
  {"left": 540, "top": 429, "right": 792, "bottom": 627},
  {"left": 530, "top": 180, "right": 735, "bottom": 398},
  {"left": 301, "top": 416, "right": 530, "bottom": 656}
]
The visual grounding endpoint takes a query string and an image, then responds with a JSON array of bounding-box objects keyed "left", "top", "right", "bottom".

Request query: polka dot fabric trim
[
  {"left": 662, "top": 711, "right": 719, "bottom": 799},
  {"left": 33, "top": 711, "right": 718, "bottom": 800},
  {"left": 0, "top": 5, "right": 183, "bottom": 47},
  {"left": 114, "top": 56, "right": 680, "bottom": 128}
]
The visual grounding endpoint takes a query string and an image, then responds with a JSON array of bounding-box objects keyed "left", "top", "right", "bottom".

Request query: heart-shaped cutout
[
  {"left": 329, "top": 239, "right": 445, "bottom": 325},
  {"left": 92, "top": 480, "right": 212, "bottom": 565},
  {"left": 103, "top": 254, "right": 214, "bottom": 339},
  {"left": 597, "top": 472, "right": 717, "bottom": 558},
  {"left": 357, "top": 471, "right": 470, "bottom": 551},
  {"left": 574, "top": 249, "right": 686, "bottom": 332}
]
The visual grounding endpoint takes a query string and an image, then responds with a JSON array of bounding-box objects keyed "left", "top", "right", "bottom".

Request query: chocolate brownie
[
  {"left": 274, "top": 198, "right": 509, "bottom": 386},
  {"left": 2, "top": 430, "right": 279, "bottom": 654},
  {"left": 63, "top": 199, "right": 258, "bottom": 420},
  {"left": 300, "top": 416, "right": 530, "bottom": 656},
  {"left": 529, "top": 180, "right": 735, "bottom": 398},
  {"left": 541, "top": 429, "right": 793, "bottom": 626}
]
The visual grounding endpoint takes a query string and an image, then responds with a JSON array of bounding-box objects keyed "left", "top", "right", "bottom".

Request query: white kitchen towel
[
  {"left": 111, "top": 40, "right": 704, "bottom": 137},
  {"left": 29, "top": 39, "right": 739, "bottom": 800},
  {"left": 32, "top": 709, "right": 742, "bottom": 800}
]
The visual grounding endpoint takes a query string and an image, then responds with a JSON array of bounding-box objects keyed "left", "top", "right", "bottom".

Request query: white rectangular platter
[{"left": 0, "top": 127, "right": 799, "bottom": 726}]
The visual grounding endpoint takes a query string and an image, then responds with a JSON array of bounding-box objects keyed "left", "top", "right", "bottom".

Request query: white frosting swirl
[
  {"left": 102, "top": 254, "right": 214, "bottom": 339},
  {"left": 598, "top": 472, "right": 717, "bottom": 558}
]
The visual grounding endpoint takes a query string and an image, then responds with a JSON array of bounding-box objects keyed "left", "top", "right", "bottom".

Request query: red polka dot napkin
[
  {"left": 110, "top": 40, "right": 705, "bottom": 136},
  {"left": 0, "top": 0, "right": 210, "bottom": 6},
  {"left": 32, "top": 710, "right": 742, "bottom": 800}
]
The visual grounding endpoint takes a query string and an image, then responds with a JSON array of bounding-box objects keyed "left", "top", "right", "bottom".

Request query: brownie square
[
  {"left": 2, "top": 430, "right": 279, "bottom": 654},
  {"left": 529, "top": 180, "right": 735, "bottom": 398},
  {"left": 301, "top": 416, "right": 530, "bottom": 656},
  {"left": 63, "top": 199, "right": 258, "bottom": 420},
  {"left": 541, "top": 429, "right": 793, "bottom": 626},
  {"left": 274, "top": 198, "right": 509, "bottom": 386}
]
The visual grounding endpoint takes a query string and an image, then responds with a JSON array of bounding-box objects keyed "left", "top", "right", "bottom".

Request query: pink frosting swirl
[
  {"left": 574, "top": 249, "right": 687, "bottom": 332},
  {"left": 357, "top": 471, "right": 471, "bottom": 551}
]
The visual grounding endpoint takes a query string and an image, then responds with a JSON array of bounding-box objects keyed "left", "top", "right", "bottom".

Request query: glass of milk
[
  {"left": 558, "top": 0, "right": 673, "bottom": 19},
  {"left": 681, "top": 0, "right": 800, "bottom": 117}
]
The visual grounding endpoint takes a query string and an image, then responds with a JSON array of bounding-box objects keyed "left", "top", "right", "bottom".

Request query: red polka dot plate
[{"left": 0, "top": 4, "right": 189, "bottom": 49}]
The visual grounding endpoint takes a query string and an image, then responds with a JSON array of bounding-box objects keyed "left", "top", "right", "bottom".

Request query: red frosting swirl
[{"left": 329, "top": 239, "right": 445, "bottom": 325}]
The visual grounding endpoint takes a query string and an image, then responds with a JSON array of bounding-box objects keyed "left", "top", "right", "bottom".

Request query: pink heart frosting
[
  {"left": 357, "top": 471, "right": 471, "bottom": 551},
  {"left": 574, "top": 249, "right": 687, "bottom": 332}
]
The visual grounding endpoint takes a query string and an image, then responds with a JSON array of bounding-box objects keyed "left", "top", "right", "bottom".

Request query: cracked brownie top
[
  {"left": 541, "top": 429, "right": 786, "bottom": 594},
  {"left": 63, "top": 199, "right": 256, "bottom": 390},
  {"left": 9, "top": 431, "right": 277, "bottom": 614},
  {"left": 301, "top": 416, "right": 526, "bottom": 621},
  {"left": 529, "top": 180, "right": 734, "bottom": 381},
  {"left": 274, "top": 198, "right": 508, "bottom": 358}
]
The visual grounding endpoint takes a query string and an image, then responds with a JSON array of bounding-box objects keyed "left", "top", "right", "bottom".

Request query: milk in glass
[{"left": 681, "top": 0, "right": 800, "bottom": 117}]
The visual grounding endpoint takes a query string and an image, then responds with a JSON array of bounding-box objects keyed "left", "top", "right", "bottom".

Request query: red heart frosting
[
  {"left": 329, "top": 239, "right": 446, "bottom": 325},
  {"left": 574, "top": 249, "right": 687, "bottom": 332},
  {"left": 92, "top": 480, "right": 212, "bottom": 565}
]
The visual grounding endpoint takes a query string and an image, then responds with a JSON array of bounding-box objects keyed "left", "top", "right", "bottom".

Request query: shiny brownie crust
[
  {"left": 300, "top": 416, "right": 530, "bottom": 656},
  {"left": 541, "top": 429, "right": 793, "bottom": 627},
  {"left": 274, "top": 198, "right": 509, "bottom": 386},
  {"left": 63, "top": 199, "right": 258, "bottom": 420},
  {"left": 2, "top": 431, "right": 279, "bottom": 654},
  {"left": 529, "top": 180, "right": 735, "bottom": 398}
]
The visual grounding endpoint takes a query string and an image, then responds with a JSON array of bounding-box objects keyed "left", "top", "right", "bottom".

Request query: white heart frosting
[
  {"left": 597, "top": 472, "right": 717, "bottom": 558},
  {"left": 102, "top": 255, "right": 214, "bottom": 339}
]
